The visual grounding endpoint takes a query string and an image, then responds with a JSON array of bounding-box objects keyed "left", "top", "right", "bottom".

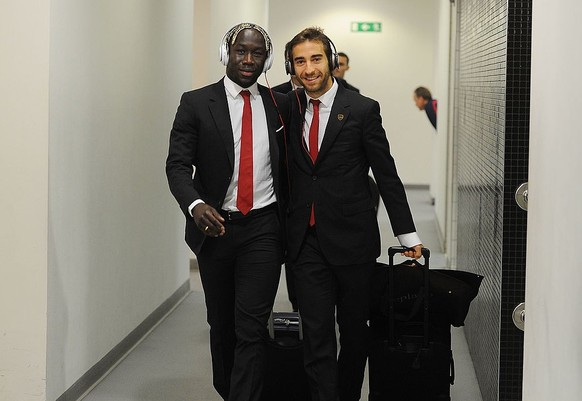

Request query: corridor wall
[
  {"left": 46, "top": 1, "right": 193, "bottom": 399},
  {"left": 0, "top": 1, "right": 193, "bottom": 400}
]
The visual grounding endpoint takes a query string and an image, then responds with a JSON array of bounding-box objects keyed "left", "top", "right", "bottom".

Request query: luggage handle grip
[
  {"left": 273, "top": 318, "right": 300, "bottom": 327},
  {"left": 268, "top": 312, "right": 304, "bottom": 341},
  {"left": 388, "top": 245, "right": 430, "bottom": 259}
]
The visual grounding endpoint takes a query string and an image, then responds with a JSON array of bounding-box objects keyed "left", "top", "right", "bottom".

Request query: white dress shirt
[
  {"left": 188, "top": 76, "right": 276, "bottom": 216},
  {"left": 303, "top": 79, "right": 339, "bottom": 152}
]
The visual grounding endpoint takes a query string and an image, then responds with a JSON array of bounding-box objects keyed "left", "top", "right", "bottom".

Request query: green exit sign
[{"left": 351, "top": 22, "right": 382, "bottom": 33}]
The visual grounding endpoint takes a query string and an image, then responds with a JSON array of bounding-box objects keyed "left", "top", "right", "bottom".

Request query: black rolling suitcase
[
  {"left": 369, "top": 246, "right": 454, "bottom": 401},
  {"left": 261, "top": 312, "right": 311, "bottom": 401}
]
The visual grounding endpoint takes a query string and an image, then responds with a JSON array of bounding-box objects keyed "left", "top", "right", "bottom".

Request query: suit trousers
[
  {"left": 292, "top": 228, "right": 374, "bottom": 401},
  {"left": 197, "top": 209, "right": 282, "bottom": 401}
]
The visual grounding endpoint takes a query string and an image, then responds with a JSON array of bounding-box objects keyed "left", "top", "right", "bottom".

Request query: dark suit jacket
[
  {"left": 336, "top": 77, "right": 360, "bottom": 93},
  {"left": 166, "top": 78, "right": 289, "bottom": 255},
  {"left": 286, "top": 85, "right": 415, "bottom": 265},
  {"left": 424, "top": 98, "right": 437, "bottom": 129},
  {"left": 271, "top": 81, "right": 293, "bottom": 94}
]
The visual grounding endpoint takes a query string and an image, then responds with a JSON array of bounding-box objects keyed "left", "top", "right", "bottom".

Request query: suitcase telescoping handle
[
  {"left": 387, "top": 246, "right": 431, "bottom": 346},
  {"left": 268, "top": 312, "right": 304, "bottom": 340},
  {"left": 388, "top": 245, "right": 430, "bottom": 259}
]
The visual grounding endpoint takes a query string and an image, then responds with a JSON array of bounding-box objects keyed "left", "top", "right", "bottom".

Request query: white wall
[
  {"left": 45, "top": 1, "right": 193, "bottom": 399},
  {"left": 267, "top": 0, "right": 439, "bottom": 185},
  {"left": 0, "top": 1, "right": 50, "bottom": 399},
  {"left": 523, "top": 1, "right": 582, "bottom": 399}
]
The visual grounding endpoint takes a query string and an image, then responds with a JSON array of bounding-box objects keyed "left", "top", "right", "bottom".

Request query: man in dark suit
[
  {"left": 166, "top": 23, "right": 288, "bottom": 401},
  {"left": 284, "top": 27, "right": 423, "bottom": 401}
]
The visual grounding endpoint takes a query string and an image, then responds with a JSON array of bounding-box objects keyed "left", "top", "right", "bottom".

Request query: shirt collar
[
  {"left": 305, "top": 78, "right": 339, "bottom": 109},
  {"left": 224, "top": 75, "right": 259, "bottom": 99}
]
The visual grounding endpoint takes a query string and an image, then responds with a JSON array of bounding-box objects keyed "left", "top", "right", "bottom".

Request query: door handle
[
  {"left": 512, "top": 302, "right": 525, "bottom": 331},
  {"left": 515, "top": 182, "right": 528, "bottom": 211}
]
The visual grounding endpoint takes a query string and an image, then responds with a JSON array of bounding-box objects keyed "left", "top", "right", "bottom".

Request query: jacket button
[{"left": 312, "top": 175, "right": 317, "bottom": 180}]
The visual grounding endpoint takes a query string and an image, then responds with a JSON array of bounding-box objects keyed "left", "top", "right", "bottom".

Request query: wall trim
[
  {"left": 56, "top": 280, "right": 191, "bottom": 401},
  {"left": 404, "top": 184, "right": 430, "bottom": 190}
]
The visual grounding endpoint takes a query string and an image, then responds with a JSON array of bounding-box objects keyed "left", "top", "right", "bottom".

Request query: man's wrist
[
  {"left": 188, "top": 199, "right": 205, "bottom": 217},
  {"left": 397, "top": 232, "right": 422, "bottom": 249}
]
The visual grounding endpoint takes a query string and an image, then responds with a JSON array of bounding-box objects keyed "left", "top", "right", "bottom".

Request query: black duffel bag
[{"left": 370, "top": 260, "right": 483, "bottom": 327}]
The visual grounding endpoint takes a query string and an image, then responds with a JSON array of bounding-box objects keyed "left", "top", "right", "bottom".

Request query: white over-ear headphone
[{"left": 219, "top": 23, "right": 274, "bottom": 73}]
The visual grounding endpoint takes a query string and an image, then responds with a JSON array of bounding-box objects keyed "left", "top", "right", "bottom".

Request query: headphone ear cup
[
  {"left": 263, "top": 52, "right": 273, "bottom": 73},
  {"left": 219, "top": 39, "right": 228, "bottom": 66},
  {"left": 331, "top": 52, "right": 339, "bottom": 70},
  {"left": 326, "top": 36, "right": 339, "bottom": 71},
  {"left": 285, "top": 59, "right": 294, "bottom": 75}
]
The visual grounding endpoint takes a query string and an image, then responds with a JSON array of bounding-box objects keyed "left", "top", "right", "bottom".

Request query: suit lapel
[
  {"left": 208, "top": 79, "right": 235, "bottom": 169},
  {"left": 317, "top": 90, "right": 349, "bottom": 164}
]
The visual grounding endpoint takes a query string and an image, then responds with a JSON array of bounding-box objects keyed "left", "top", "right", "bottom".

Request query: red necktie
[
  {"left": 309, "top": 99, "right": 320, "bottom": 163},
  {"left": 237, "top": 90, "right": 253, "bottom": 215},
  {"left": 309, "top": 99, "right": 320, "bottom": 226}
]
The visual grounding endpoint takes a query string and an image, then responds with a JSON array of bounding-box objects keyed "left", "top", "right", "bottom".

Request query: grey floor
[{"left": 82, "top": 188, "right": 483, "bottom": 401}]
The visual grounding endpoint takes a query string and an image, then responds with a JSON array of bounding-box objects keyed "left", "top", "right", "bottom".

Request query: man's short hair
[
  {"left": 414, "top": 86, "right": 432, "bottom": 100},
  {"left": 337, "top": 52, "right": 350, "bottom": 65}
]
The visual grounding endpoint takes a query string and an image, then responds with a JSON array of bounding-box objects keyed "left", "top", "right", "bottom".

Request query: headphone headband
[
  {"left": 219, "top": 23, "right": 273, "bottom": 73},
  {"left": 285, "top": 32, "right": 339, "bottom": 76}
]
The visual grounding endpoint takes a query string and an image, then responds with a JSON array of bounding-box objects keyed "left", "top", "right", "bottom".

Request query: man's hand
[
  {"left": 192, "top": 204, "right": 225, "bottom": 237},
  {"left": 401, "top": 244, "right": 423, "bottom": 259}
]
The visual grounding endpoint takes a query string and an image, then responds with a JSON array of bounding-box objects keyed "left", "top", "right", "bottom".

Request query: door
[{"left": 523, "top": 1, "right": 582, "bottom": 400}]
